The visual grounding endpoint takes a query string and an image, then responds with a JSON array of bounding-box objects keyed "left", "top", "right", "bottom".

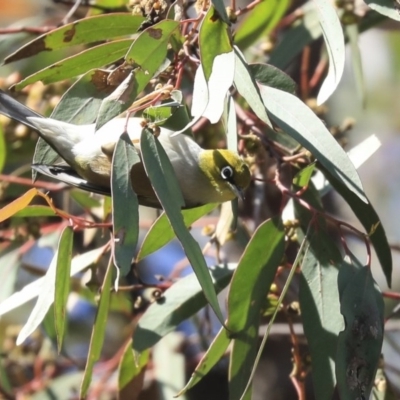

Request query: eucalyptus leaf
[
  {"left": 140, "top": 129, "right": 224, "bottom": 323},
  {"left": 111, "top": 133, "right": 140, "bottom": 277},
  {"left": 259, "top": 85, "right": 368, "bottom": 204},
  {"left": 313, "top": 0, "right": 345, "bottom": 104},
  {"left": 133, "top": 263, "right": 235, "bottom": 352},
  {"left": 14, "top": 40, "right": 133, "bottom": 90},
  {"left": 4, "top": 14, "right": 146, "bottom": 64}
]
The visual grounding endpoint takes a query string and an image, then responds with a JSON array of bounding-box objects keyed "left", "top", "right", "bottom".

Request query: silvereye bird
[{"left": 0, "top": 90, "right": 251, "bottom": 209}]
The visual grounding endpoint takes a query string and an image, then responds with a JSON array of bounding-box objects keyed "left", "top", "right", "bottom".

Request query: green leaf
[
  {"left": 137, "top": 203, "right": 217, "bottom": 261},
  {"left": 133, "top": 264, "right": 235, "bottom": 352},
  {"left": 118, "top": 340, "right": 149, "bottom": 390},
  {"left": 314, "top": 0, "right": 345, "bottom": 104},
  {"left": 293, "top": 162, "right": 316, "bottom": 187},
  {"left": 233, "top": 47, "right": 272, "bottom": 127},
  {"left": 229, "top": 325, "right": 256, "bottom": 400},
  {"left": 178, "top": 327, "right": 231, "bottom": 395},
  {"left": 365, "top": 0, "right": 400, "bottom": 21},
  {"left": 227, "top": 218, "right": 284, "bottom": 400},
  {"left": 249, "top": 63, "right": 297, "bottom": 94},
  {"left": 80, "top": 259, "right": 113, "bottom": 398},
  {"left": 258, "top": 85, "right": 368, "bottom": 204},
  {"left": 14, "top": 39, "right": 133, "bottom": 90},
  {"left": 111, "top": 133, "right": 140, "bottom": 276},
  {"left": 227, "top": 217, "right": 284, "bottom": 332},
  {"left": 235, "top": 0, "right": 289, "bottom": 49},
  {"left": 140, "top": 128, "right": 224, "bottom": 323},
  {"left": 52, "top": 69, "right": 116, "bottom": 124},
  {"left": 54, "top": 226, "right": 74, "bottom": 353},
  {"left": 346, "top": 24, "right": 366, "bottom": 107},
  {"left": 95, "top": 20, "right": 183, "bottom": 130},
  {"left": 13, "top": 205, "right": 57, "bottom": 218},
  {"left": 4, "top": 14, "right": 146, "bottom": 64},
  {"left": 199, "top": 6, "right": 232, "bottom": 81},
  {"left": 336, "top": 267, "right": 384, "bottom": 400},
  {"left": 299, "top": 229, "right": 343, "bottom": 400},
  {"left": 322, "top": 167, "right": 392, "bottom": 287}
]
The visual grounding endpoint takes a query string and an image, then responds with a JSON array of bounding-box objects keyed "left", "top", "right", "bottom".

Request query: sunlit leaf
[
  {"left": 199, "top": 5, "right": 232, "bottom": 81},
  {"left": 4, "top": 14, "right": 145, "bottom": 64},
  {"left": 235, "top": 0, "right": 289, "bottom": 49},
  {"left": 14, "top": 40, "right": 133, "bottom": 90}
]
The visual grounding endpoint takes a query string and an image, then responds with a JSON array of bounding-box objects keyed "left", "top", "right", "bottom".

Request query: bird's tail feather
[{"left": 0, "top": 89, "right": 43, "bottom": 130}]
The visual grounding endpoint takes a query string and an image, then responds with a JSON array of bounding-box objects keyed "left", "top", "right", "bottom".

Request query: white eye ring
[{"left": 221, "top": 166, "right": 233, "bottom": 180}]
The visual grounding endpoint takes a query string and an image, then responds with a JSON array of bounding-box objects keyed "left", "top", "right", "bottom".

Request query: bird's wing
[
  {"left": 32, "top": 164, "right": 163, "bottom": 208},
  {"left": 32, "top": 164, "right": 112, "bottom": 196}
]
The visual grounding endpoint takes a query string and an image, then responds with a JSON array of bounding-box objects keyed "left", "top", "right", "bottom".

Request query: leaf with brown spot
[{"left": 5, "top": 14, "right": 145, "bottom": 64}]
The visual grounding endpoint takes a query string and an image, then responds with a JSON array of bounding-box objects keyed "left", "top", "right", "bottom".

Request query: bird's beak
[{"left": 229, "top": 183, "right": 245, "bottom": 201}]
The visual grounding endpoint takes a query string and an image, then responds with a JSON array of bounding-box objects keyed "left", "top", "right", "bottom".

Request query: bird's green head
[{"left": 198, "top": 149, "right": 251, "bottom": 203}]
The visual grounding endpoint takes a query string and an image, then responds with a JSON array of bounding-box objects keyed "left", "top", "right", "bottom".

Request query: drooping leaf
[
  {"left": 4, "top": 14, "right": 146, "bottom": 64},
  {"left": 233, "top": 47, "right": 272, "bottom": 127},
  {"left": 313, "top": 0, "right": 345, "bottom": 104},
  {"left": 227, "top": 218, "right": 285, "bottom": 400},
  {"left": 140, "top": 128, "right": 224, "bottom": 323},
  {"left": 111, "top": 133, "right": 140, "bottom": 277},
  {"left": 336, "top": 266, "right": 384, "bottom": 400},
  {"left": 133, "top": 263, "right": 235, "bottom": 352},
  {"left": 13, "top": 39, "right": 133, "bottom": 90},
  {"left": 235, "top": 0, "right": 289, "bottom": 50},
  {"left": 299, "top": 229, "right": 343, "bottom": 400},
  {"left": 80, "top": 259, "right": 113, "bottom": 398},
  {"left": 259, "top": 85, "right": 368, "bottom": 204},
  {"left": 54, "top": 226, "right": 74, "bottom": 353},
  {"left": 191, "top": 51, "right": 235, "bottom": 124}
]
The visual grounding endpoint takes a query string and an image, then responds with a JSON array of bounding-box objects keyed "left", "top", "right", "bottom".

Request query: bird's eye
[{"left": 221, "top": 166, "right": 233, "bottom": 181}]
